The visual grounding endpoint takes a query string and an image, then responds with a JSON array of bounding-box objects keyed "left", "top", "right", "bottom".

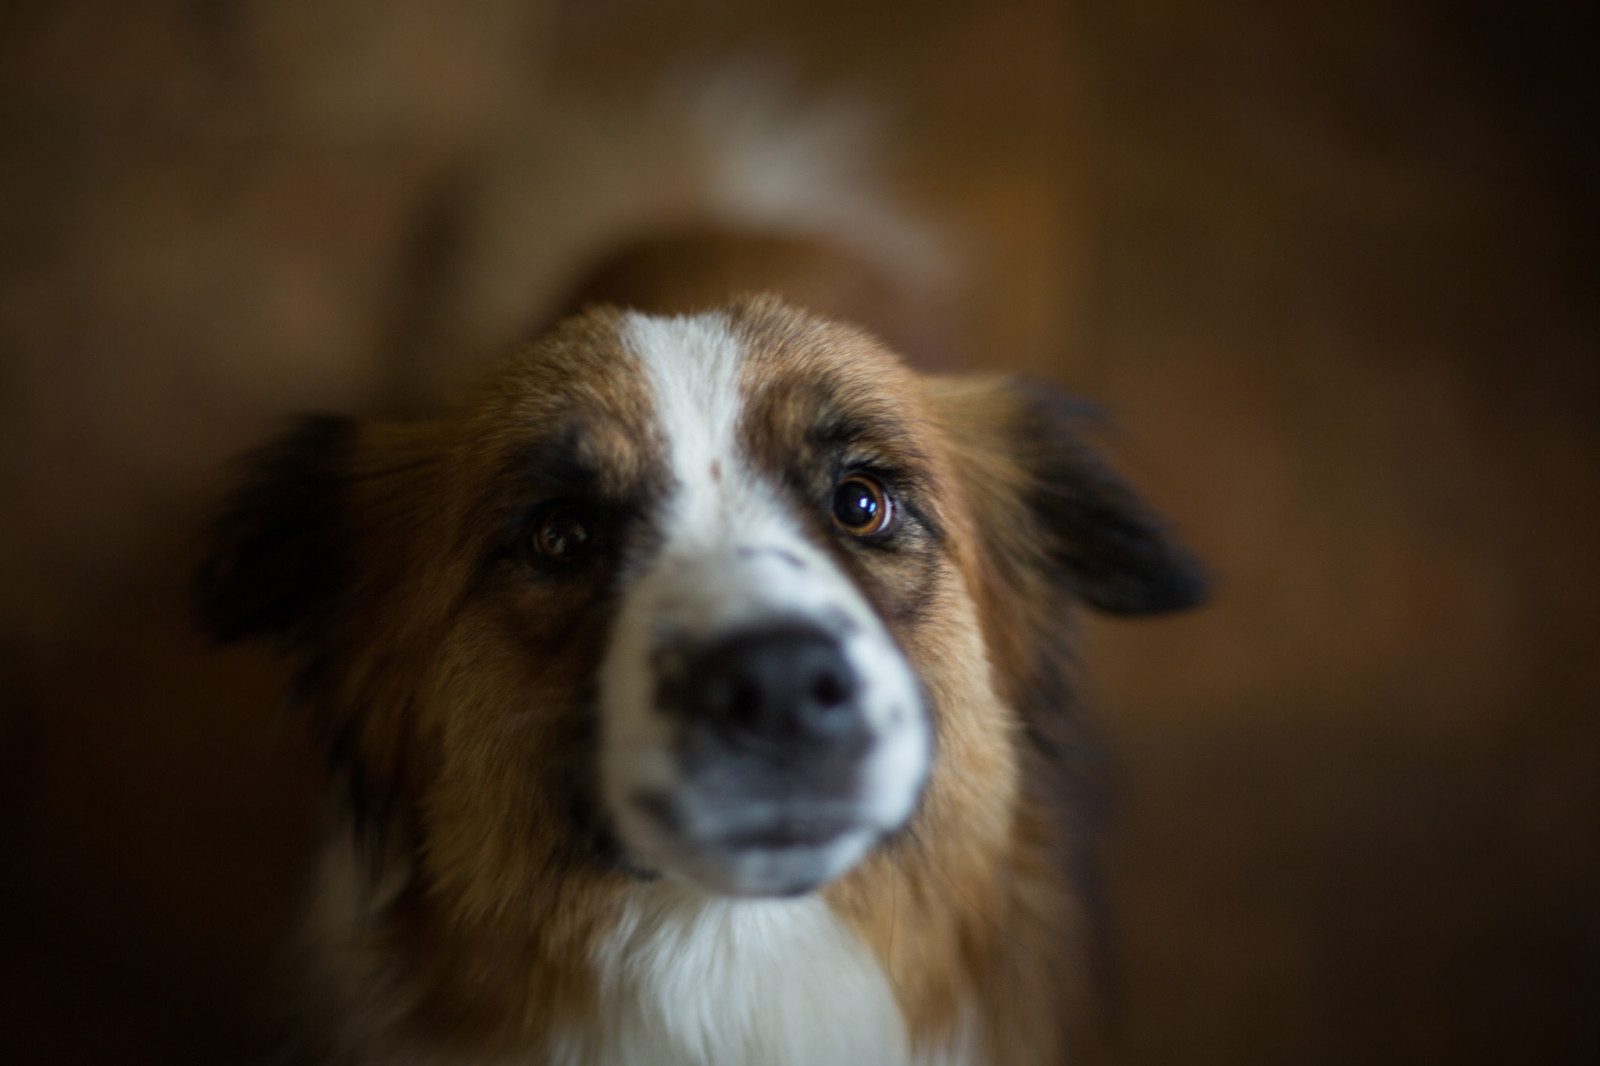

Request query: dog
[{"left": 196, "top": 91, "right": 1206, "bottom": 1066}]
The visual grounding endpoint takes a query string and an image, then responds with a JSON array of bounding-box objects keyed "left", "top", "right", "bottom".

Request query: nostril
[
  {"left": 698, "top": 674, "right": 762, "bottom": 731},
  {"left": 800, "top": 668, "right": 859, "bottom": 740},
  {"left": 810, "top": 672, "right": 849, "bottom": 709},
  {"left": 730, "top": 679, "right": 762, "bottom": 726}
]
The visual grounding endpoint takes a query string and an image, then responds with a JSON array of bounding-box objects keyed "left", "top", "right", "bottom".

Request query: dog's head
[{"left": 198, "top": 296, "right": 1204, "bottom": 912}]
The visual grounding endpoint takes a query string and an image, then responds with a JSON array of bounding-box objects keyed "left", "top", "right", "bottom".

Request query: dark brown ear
[
  {"left": 196, "top": 414, "right": 413, "bottom": 839},
  {"left": 195, "top": 414, "right": 362, "bottom": 645},
  {"left": 1008, "top": 383, "right": 1208, "bottom": 615},
  {"left": 935, "top": 378, "right": 1208, "bottom": 616}
]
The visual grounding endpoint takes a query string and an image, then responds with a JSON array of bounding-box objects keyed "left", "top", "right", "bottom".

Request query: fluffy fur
[{"left": 197, "top": 89, "right": 1206, "bottom": 1066}]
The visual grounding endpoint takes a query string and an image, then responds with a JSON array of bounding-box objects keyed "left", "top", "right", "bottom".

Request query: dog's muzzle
[{"left": 601, "top": 541, "right": 929, "bottom": 897}]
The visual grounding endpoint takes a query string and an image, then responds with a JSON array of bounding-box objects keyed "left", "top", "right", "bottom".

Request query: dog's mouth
[
  {"left": 623, "top": 790, "right": 883, "bottom": 896},
  {"left": 624, "top": 789, "right": 881, "bottom": 896},
  {"left": 715, "top": 816, "right": 861, "bottom": 851}
]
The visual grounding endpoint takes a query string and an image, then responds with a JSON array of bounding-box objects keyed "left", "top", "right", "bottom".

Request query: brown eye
[
  {"left": 532, "top": 504, "right": 594, "bottom": 562},
  {"left": 831, "top": 475, "right": 892, "bottom": 536}
]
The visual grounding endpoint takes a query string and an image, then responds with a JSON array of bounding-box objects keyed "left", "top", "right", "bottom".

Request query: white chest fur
[
  {"left": 310, "top": 840, "right": 977, "bottom": 1066},
  {"left": 549, "top": 884, "right": 910, "bottom": 1066}
]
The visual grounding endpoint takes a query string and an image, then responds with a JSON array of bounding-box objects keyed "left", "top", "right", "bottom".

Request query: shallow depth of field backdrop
[{"left": 1, "top": 2, "right": 1595, "bottom": 1063}]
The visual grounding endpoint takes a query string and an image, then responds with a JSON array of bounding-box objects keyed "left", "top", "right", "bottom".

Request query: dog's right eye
[
  {"left": 831, "top": 475, "right": 893, "bottom": 537},
  {"left": 529, "top": 504, "right": 594, "bottom": 563}
]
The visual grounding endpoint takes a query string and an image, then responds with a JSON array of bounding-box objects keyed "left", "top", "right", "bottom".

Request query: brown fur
[
  {"left": 199, "top": 257, "right": 1204, "bottom": 1063},
  {"left": 725, "top": 299, "right": 1177, "bottom": 1063}
]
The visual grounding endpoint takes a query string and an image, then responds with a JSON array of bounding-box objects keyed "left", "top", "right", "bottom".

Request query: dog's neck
[
  {"left": 314, "top": 835, "right": 981, "bottom": 1066},
  {"left": 554, "top": 881, "right": 913, "bottom": 1066}
]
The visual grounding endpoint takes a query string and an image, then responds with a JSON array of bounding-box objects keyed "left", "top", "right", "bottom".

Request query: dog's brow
[
  {"left": 808, "top": 407, "right": 930, "bottom": 474},
  {"left": 497, "top": 426, "right": 602, "bottom": 497}
]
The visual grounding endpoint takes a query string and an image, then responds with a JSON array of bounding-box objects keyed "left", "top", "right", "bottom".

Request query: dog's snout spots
[
  {"left": 811, "top": 671, "right": 849, "bottom": 710},
  {"left": 709, "top": 460, "right": 722, "bottom": 482}
]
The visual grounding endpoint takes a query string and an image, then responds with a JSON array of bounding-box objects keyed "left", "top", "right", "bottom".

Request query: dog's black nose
[{"left": 680, "top": 624, "right": 866, "bottom": 750}]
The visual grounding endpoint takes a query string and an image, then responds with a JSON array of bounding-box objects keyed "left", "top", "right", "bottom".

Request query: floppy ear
[
  {"left": 195, "top": 413, "right": 362, "bottom": 645},
  {"left": 197, "top": 413, "right": 419, "bottom": 839},
  {"left": 937, "top": 378, "right": 1208, "bottom": 616},
  {"left": 1009, "top": 383, "right": 1208, "bottom": 615}
]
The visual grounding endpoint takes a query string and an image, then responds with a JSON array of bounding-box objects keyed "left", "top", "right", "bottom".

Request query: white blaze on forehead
[
  {"left": 613, "top": 308, "right": 873, "bottom": 653},
  {"left": 600, "top": 310, "right": 929, "bottom": 895},
  {"left": 621, "top": 311, "right": 747, "bottom": 509}
]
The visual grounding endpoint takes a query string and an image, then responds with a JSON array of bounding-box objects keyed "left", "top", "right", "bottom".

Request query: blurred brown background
[{"left": 1, "top": 1, "right": 1595, "bottom": 1063}]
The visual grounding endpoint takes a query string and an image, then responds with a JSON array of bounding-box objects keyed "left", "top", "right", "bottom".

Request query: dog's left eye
[
  {"left": 530, "top": 504, "right": 595, "bottom": 563},
  {"left": 831, "top": 475, "right": 893, "bottom": 536}
]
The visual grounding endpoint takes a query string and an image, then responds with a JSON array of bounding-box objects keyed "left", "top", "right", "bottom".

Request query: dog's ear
[
  {"left": 195, "top": 414, "right": 362, "bottom": 645},
  {"left": 1009, "top": 383, "right": 1208, "bottom": 614},
  {"left": 197, "top": 414, "right": 448, "bottom": 841},
  {"left": 935, "top": 378, "right": 1208, "bottom": 615}
]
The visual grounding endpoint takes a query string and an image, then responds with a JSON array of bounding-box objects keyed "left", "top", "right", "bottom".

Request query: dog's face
[
  {"left": 596, "top": 313, "right": 932, "bottom": 895},
  {"left": 199, "top": 296, "right": 1204, "bottom": 921}
]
